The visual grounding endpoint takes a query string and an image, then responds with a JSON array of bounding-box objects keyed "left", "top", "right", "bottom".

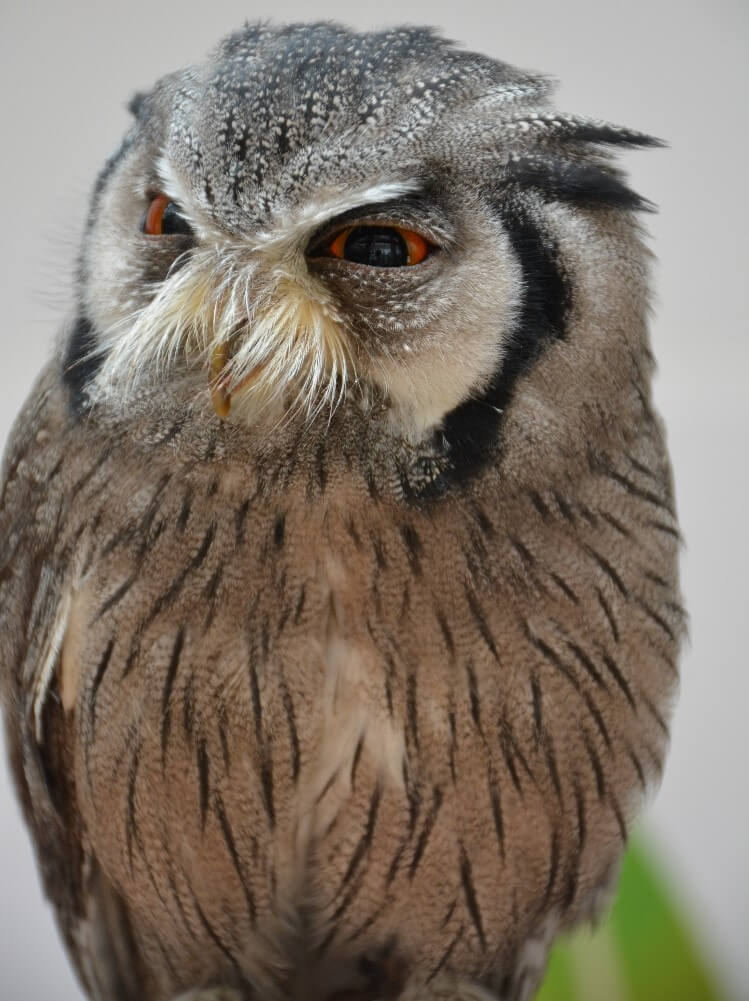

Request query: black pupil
[
  {"left": 343, "top": 226, "right": 408, "bottom": 267},
  {"left": 160, "top": 202, "right": 192, "bottom": 236}
]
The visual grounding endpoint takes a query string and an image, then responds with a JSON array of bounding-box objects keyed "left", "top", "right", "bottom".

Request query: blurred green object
[{"left": 534, "top": 839, "right": 727, "bottom": 1001}]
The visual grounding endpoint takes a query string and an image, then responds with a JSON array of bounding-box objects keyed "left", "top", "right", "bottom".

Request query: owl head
[{"left": 67, "top": 22, "right": 660, "bottom": 492}]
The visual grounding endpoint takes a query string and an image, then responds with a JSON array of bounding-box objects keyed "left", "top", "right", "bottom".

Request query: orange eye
[
  {"left": 325, "top": 224, "right": 430, "bottom": 267},
  {"left": 142, "top": 194, "right": 193, "bottom": 237}
]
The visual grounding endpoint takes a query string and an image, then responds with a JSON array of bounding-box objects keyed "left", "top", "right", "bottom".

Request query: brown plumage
[{"left": 0, "top": 22, "right": 682, "bottom": 1001}]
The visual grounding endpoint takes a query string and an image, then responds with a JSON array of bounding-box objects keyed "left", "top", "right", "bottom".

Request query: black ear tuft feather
[
  {"left": 127, "top": 91, "right": 148, "bottom": 118},
  {"left": 508, "top": 113, "right": 665, "bottom": 150},
  {"left": 560, "top": 122, "right": 665, "bottom": 149},
  {"left": 506, "top": 156, "right": 655, "bottom": 212}
]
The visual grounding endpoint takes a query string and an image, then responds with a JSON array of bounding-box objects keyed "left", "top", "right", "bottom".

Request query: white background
[{"left": 1, "top": 1, "right": 746, "bottom": 999}]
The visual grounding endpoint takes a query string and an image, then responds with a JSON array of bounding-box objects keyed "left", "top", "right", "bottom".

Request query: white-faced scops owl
[{"left": 0, "top": 21, "right": 683, "bottom": 1001}]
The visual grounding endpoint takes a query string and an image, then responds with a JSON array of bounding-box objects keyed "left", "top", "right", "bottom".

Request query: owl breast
[{"left": 30, "top": 379, "right": 679, "bottom": 1001}]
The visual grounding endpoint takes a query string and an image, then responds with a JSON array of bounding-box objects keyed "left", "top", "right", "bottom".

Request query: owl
[{"left": 0, "top": 21, "right": 682, "bottom": 1001}]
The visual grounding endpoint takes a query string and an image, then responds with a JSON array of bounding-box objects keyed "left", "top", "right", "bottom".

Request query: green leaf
[{"left": 534, "top": 838, "right": 728, "bottom": 1001}]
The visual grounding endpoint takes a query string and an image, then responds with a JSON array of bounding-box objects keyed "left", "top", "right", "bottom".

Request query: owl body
[{"left": 1, "top": 22, "right": 681, "bottom": 1001}]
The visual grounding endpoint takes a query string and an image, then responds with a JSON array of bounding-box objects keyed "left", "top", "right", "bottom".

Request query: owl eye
[
  {"left": 142, "top": 194, "right": 193, "bottom": 237},
  {"left": 323, "top": 224, "right": 430, "bottom": 267}
]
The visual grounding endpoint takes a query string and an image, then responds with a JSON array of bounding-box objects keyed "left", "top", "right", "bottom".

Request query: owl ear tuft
[
  {"left": 127, "top": 91, "right": 149, "bottom": 119},
  {"left": 505, "top": 112, "right": 666, "bottom": 150},
  {"left": 559, "top": 119, "right": 666, "bottom": 149},
  {"left": 505, "top": 156, "right": 656, "bottom": 213}
]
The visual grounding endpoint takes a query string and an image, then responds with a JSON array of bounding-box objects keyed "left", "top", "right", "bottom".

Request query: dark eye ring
[
  {"left": 314, "top": 224, "right": 432, "bottom": 267},
  {"left": 142, "top": 194, "right": 193, "bottom": 237}
]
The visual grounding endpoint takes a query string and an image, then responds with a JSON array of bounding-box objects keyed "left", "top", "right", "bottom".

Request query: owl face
[{"left": 72, "top": 21, "right": 658, "bottom": 487}]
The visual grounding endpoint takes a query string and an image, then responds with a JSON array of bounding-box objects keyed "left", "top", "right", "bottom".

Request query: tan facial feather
[
  {"left": 89, "top": 179, "right": 422, "bottom": 423},
  {"left": 94, "top": 245, "right": 354, "bottom": 424}
]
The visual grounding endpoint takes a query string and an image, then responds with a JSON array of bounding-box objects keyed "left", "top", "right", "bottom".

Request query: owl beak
[
  {"left": 210, "top": 344, "right": 232, "bottom": 418},
  {"left": 210, "top": 343, "right": 266, "bottom": 419}
]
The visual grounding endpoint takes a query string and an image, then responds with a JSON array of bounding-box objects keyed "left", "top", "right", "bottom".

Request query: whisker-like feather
[{"left": 94, "top": 247, "right": 355, "bottom": 427}]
